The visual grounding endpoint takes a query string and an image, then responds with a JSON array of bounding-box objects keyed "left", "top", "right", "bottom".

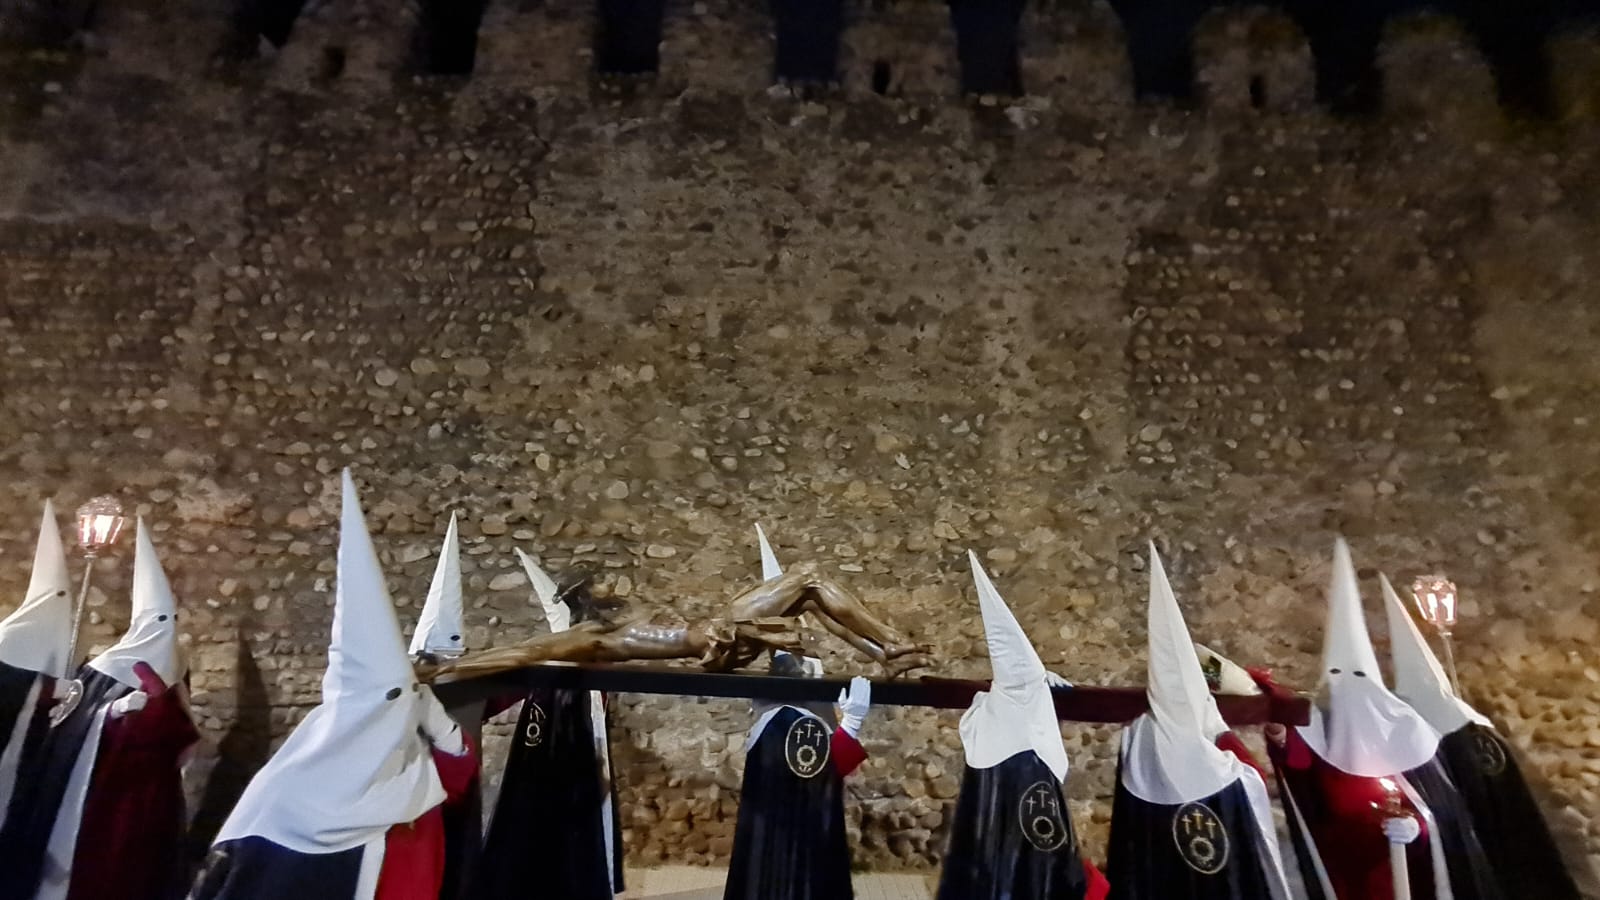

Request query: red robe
[
  {"left": 1083, "top": 860, "right": 1110, "bottom": 900},
  {"left": 65, "top": 676, "right": 199, "bottom": 900},
  {"left": 829, "top": 728, "right": 866, "bottom": 777},
  {"left": 374, "top": 734, "right": 479, "bottom": 900},
  {"left": 1249, "top": 667, "right": 1434, "bottom": 900}
]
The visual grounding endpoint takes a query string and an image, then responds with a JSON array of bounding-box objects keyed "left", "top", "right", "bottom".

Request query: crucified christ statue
[{"left": 421, "top": 561, "right": 931, "bottom": 682}]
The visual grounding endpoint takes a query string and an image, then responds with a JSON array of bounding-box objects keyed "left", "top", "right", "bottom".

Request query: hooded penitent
[
  {"left": 408, "top": 512, "right": 481, "bottom": 900},
  {"left": 1106, "top": 544, "right": 1290, "bottom": 900},
  {"left": 1269, "top": 539, "right": 1502, "bottom": 900},
  {"left": 936, "top": 553, "right": 1087, "bottom": 900},
  {"left": 1381, "top": 575, "right": 1582, "bottom": 900},
  {"left": 723, "top": 527, "right": 866, "bottom": 900},
  {"left": 472, "top": 550, "right": 623, "bottom": 899},
  {"left": 0, "top": 502, "right": 73, "bottom": 833},
  {"left": 2, "top": 520, "right": 198, "bottom": 900},
  {"left": 410, "top": 512, "right": 465, "bottom": 662},
  {"left": 0, "top": 501, "right": 74, "bottom": 679},
  {"left": 196, "top": 472, "right": 451, "bottom": 900}
]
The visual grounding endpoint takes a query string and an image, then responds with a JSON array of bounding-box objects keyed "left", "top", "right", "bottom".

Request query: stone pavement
[{"left": 625, "top": 867, "right": 933, "bottom": 899}]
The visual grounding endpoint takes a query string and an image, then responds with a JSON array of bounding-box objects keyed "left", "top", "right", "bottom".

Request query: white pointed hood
[
  {"left": 88, "top": 520, "right": 186, "bottom": 690},
  {"left": 958, "top": 552, "right": 1069, "bottom": 782},
  {"left": 515, "top": 548, "right": 568, "bottom": 634},
  {"left": 215, "top": 471, "right": 446, "bottom": 856},
  {"left": 1381, "top": 574, "right": 1488, "bottom": 735},
  {"left": 755, "top": 523, "right": 783, "bottom": 582},
  {"left": 1297, "top": 539, "right": 1440, "bottom": 777},
  {"left": 0, "top": 501, "right": 74, "bottom": 677},
  {"left": 410, "top": 512, "right": 465, "bottom": 659},
  {"left": 1120, "top": 545, "right": 1244, "bottom": 804}
]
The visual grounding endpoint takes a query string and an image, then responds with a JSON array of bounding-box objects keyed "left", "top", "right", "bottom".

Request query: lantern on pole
[
  {"left": 49, "top": 495, "right": 127, "bottom": 726},
  {"left": 1410, "top": 574, "right": 1461, "bottom": 696}
]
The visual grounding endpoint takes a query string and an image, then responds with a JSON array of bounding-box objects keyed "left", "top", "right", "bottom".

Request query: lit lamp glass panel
[
  {"left": 1410, "top": 575, "right": 1457, "bottom": 632},
  {"left": 76, "top": 495, "right": 126, "bottom": 555}
]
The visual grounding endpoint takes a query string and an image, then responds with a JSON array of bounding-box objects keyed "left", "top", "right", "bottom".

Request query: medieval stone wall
[{"left": 0, "top": 0, "right": 1597, "bottom": 884}]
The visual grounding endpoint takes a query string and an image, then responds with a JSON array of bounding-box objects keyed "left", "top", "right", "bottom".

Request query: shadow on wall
[{"left": 187, "top": 629, "right": 272, "bottom": 861}]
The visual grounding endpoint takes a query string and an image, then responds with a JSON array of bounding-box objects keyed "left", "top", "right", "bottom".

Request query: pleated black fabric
[
  {"left": 1107, "top": 765, "right": 1285, "bottom": 900},
  {"left": 936, "top": 751, "right": 1087, "bottom": 900},
  {"left": 723, "top": 706, "right": 852, "bottom": 900},
  {"left": 1403, "top": 755, "right": 1506, "bottom": 900},
  {"left": 188, "top": 836, "right": 363, "bottom": 900},
  {"left": 438, "top": 698, "right": 486, "bottom": 900},
  {"left": 1436, "top": 724, "right": 1581, "bottom": 899},
  {"left": 0, "top": 666, "right": 127, "bottom": 900},
  {"left": 0, "top": 662, "right": 52, "bottom": 829},
  {"left": 0, "top": 662, "right": 36, "bottom": 758},
  {"left": 473, "top": 689, "right": 617, "bottom": 900}
]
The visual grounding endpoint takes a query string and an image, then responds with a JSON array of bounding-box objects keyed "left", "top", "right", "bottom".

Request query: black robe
[
  {"left": 472, "top": 688, "right": 622, "bottom": 899},
  {"left": 936, "top": 751, "right": 1088, "bottom": 900},
  {"left": 0, "top": 661, "right": 55, "bottom": 830},
  {"left": 1435, "top": 724, "right": 1580, "bottom": 899},
  {"left": 1403, "top": 756, "right": 1505, "bottom": 900},
  {"left": 1107, "top": 765, "right": 1286, "bottom": 900},
  {"left": 724, "top": 706, "right": 853, "bottom": 900},
  {"left": 439, "top": 698, "right": 486, "bottom": 900},
  {"left": 0, "top": 666, "right": 128, "bottom": 900},
  {"left": 189, "top": 836, "right": 364, "bottom": 900}
]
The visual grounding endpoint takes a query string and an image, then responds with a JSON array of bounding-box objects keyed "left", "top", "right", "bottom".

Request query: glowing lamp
[
  {"left": 1410, "top": 575, "right": 1458, "bottom": 633},
  {"left": 1410, "top": 574, "right": 1462, "bottom": 696},
  {"left": 76, "top": 495, "right": 126, "bottom": 556}
]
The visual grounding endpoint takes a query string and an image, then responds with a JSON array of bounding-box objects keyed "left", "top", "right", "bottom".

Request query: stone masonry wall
[{"left": 0, "top": 0, "right": 1597, "bottom": 884}]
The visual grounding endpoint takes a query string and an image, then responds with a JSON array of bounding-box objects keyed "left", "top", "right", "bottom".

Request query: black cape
[
  {"left": 724, "top": 705, "right": 853, "bottom": 900},
  {"left": 1106, "top": 766, "right": 1286, "bottom": 900},
  {"left": 439, "top": 698, "right": 486, "bottom": 900},
  {"left": 472, "top": 688, "right": 623, "bottom": 899},
  {"left": 1403, "top": 756, "right": 1505, "bottom": 900},
  {"left": 189, "top": 836, "right": 364, "bottom": 900},
  {"left": 936, "top": 751, "right": 1088, "bottom": 900},
  {"left": 1436, "top": 724, "right": 1580, "bottom": 900},
  {"left": 0, "top": 662, "right": 55, "bottom": 829},
  {"left": 0, "top": 666, "right": 128, "bottom": 900}
]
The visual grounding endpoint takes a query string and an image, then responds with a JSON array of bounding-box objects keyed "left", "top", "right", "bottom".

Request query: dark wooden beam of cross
[{"left": 432, "top": 661, "right": 1312, "bottom": 726}]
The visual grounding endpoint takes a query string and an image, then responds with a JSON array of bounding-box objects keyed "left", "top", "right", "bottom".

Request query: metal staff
[
  {"left": 1411, "top": 575, "right": 1461, "bottom": 695},
  {"left": 48, "top": 495, "right": 126, "bottom": 727}
]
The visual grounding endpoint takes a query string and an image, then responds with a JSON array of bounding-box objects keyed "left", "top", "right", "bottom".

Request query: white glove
[
  {"left": 109, "top": 691, "right": 148, "bottom": 718},
  {"left": 417, "top": 686, "right": 466, "bottom": 756},
  {"left": 837, "top": 676, "right": 871, "bottom": 737},
  {"left": 1045, "top": 671, "right": 1073, "bottom": 689},
  {"left": 1383, "top": 816, "right": 1421, "bottom": 845}
]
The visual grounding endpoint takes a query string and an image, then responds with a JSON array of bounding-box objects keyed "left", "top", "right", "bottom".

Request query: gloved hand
[
  {"left": 133, "top": 661, "right": 170, "bottom": 697},
  {"left": 417, "top": 686, "right": 466, "bottom": 756},
  {"left": 837, "top": 676, "right": 872, "bottom": 737},
  {"left": 1045, "top": 670, "right": 1073, "bottom": 689},
  {"left": 1383, "top": 816, "right": 1421, "bottom": 845},
  {"left": 110, "top": 691, "right": 149, "bottom": 719}
]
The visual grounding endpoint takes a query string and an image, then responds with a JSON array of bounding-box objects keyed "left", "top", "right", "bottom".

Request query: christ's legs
[{"left": 726, "top": 565, "right": 924, "bottom": 664}]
